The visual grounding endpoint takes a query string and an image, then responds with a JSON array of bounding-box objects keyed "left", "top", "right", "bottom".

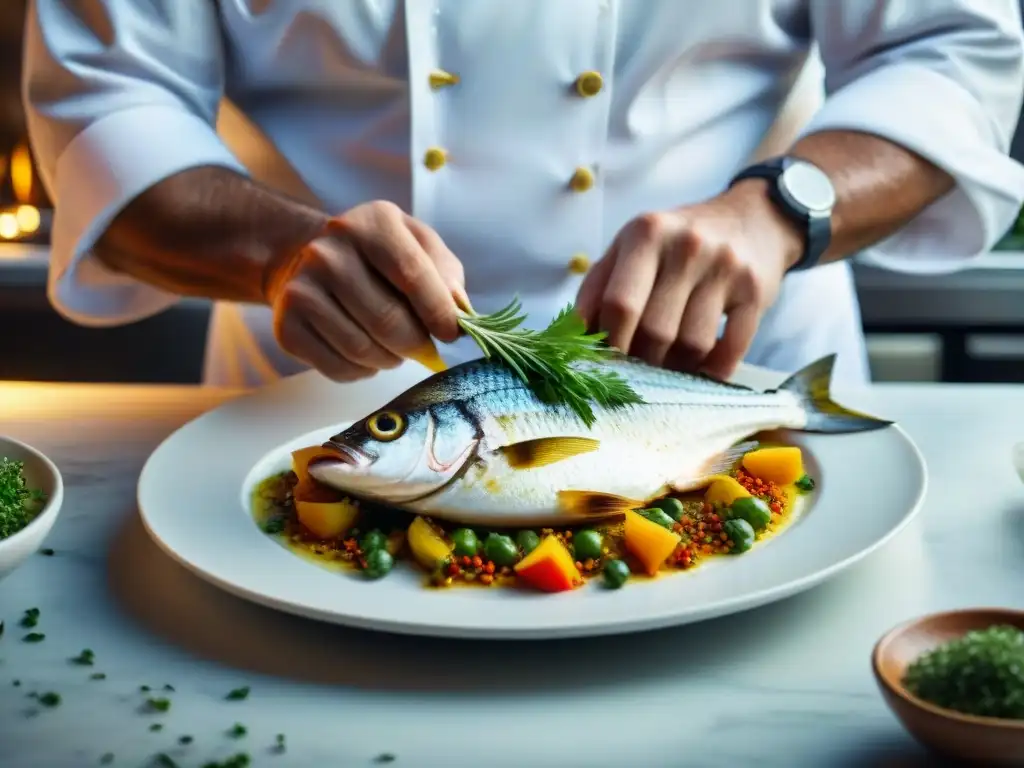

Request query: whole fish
[{"left": 307, "top": 354, "right": 891, "bottom": 527}]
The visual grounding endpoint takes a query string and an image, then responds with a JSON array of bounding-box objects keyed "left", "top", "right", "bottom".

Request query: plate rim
[{"left": 137, "top": 363, "right": 928, "bottom": 640}]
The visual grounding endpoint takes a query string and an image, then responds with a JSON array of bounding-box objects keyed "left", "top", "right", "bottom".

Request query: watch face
[{"left": 781, "top": 161, "right": 836, "bottom": 214}]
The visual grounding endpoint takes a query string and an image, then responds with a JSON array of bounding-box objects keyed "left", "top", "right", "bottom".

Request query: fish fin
[
  {"left": 502, "top": 437, "right": 601, "bottom": 469},
  {"left": 670, "top": 440, "right": 759, "bottom": 492},
  {"left": 557, "top": 490, "right": 644, "bottom": 518},
  {"left": 775, "top": 355, "right": 893, "bottom": 433}
]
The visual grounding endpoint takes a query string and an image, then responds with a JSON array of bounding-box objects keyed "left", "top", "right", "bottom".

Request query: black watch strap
[{"left": 729, "top": 157, "right": 832, "bottom": 272}]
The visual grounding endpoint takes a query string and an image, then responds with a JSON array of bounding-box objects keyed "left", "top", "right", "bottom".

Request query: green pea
[
  {"left": 516, "top": 530, "right": 541, "bottom": 555},
  {"left": 795, "top": 474, "right": 816, "bottom": 492},
  {"left": 483, "top": 533, "right": 519, "bottom": 567},
  {"left": 573, "top": 530, "right": 603, "bottom": 561},
  {"left": 650, "top": 497, "right": 686, "bottom": 522},
  {"left": 360, "top": 529, "right": 388, "bottom": 554},
  {"left": 637, "top": 508, "right": 675, "bottom": 529},
  {"left": 723, "top": 519, "right": 755, "bottom": 554},
  {"left": 602, "top": 559, "right": 630, "bottom": 589},
  {"left": 262, "top": 515, "right": 286, "bottom": 535},
  {"left": 363, "top": 548, "right": 394, "bottom": 579},
  {"left": 451, "top": 528, "right": 479, "bottom": 557},
  {"left": 728, "top": 497, "right": 772, "bottom": 531}
]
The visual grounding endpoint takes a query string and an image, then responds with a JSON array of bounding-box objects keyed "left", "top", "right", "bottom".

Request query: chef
[{"left": 22, "top": 1, "right": 1024, "bottom": 388}]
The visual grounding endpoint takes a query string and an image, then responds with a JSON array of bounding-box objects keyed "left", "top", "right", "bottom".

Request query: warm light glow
[
  {"left": 15, "top": 205, "right": 40, "bottom": 234},
  {"left": 10, "top": 142, "right": 33, "bottom": 203},
  {"left": 0, "top": 212, "right": 19, "bottom": 240}
]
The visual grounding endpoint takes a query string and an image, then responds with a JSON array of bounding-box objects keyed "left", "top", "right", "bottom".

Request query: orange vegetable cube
[
  {"left": 624, "top": 510, "right": 682, "bottom": 576},
  {"left": 704, "top": 476, "right": 751, "bottom": 507},
  {"left": 741, "top": 446, "right": 804, "bottom": 485},
  {"left": 514, "top": 535, "right": 581, "bottom": 593}
]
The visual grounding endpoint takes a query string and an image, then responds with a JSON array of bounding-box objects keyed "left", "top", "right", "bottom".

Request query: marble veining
[{"left": 0, "top": 382, "right": 1022, "bottom": 767}]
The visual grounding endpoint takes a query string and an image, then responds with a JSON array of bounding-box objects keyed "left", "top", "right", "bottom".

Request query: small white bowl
[{"left": 0, "top": 436, "right": 63, "bottom": 580}]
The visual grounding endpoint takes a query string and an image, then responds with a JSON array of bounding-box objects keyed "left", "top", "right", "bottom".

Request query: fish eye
[{"left": 366, "top": 411, "right": 405, "bottom": 441}]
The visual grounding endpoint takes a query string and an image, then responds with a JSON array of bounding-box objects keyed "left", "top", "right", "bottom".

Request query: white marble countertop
[{"left": 0, "top": 381, "right": 1022, "bottom": 768}]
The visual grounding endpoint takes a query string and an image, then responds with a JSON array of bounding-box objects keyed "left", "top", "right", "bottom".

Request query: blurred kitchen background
[{"left": 3, "top": 1, "right": 1024, "bottom": 384}]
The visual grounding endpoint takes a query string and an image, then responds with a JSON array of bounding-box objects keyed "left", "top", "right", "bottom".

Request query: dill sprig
[{"left": 456, "top": 298, "right": 643, "bottom": 427}]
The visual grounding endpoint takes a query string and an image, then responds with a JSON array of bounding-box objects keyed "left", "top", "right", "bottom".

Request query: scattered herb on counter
[
  {"left": 794, "top": 474, "right": 815, "bottom": 492},
  {"left": 903, "top": 624, "right": 1024, "bottom": 719},
  {"left": 155, "top": 754, "right": 178, "bottom": 768},
  {"left": 0, "top": 620, "right": 5, "bottom": 638},
  {"left": 149, "top": 723, "right": 163, "bottom": 732},
  {"left": 274, "top": 733, "right": 286, "bottom": 752},
  {"left": 225, "top": 686, "right": 250, "bottom": 701},
  {"left": 22, "top": 632, "right": 44, "bottom": 643},
  {"left": 37, "top": 692, "right": 61, "bottom": 707},
  {"left": 90, "top": 672, "right": 106, "bottom": 681},
  {"left": 227, "top": 723, "right": 247, "bottom": 739},
  {"left": 140, "top": 685, "right": 151, "bottom": 692},
  {"left": 40, "top": 548, "right": 54, "bottom": 556},
  {"left": 99, "top": 753, "right": 114, "bottom": 765},
  {"left": 20, "top": 608, "right": 40, "bottom": 628},
  {"left": 11, "top": 679, "right": 19, "bottom": 687},
  {"left": 374, "top": 753, "right": 396, "bottom": 764},
  {"left": 201, "top": 753, "right": 250, "bottom": 768},
  {"left": 146, "top": 697, "right": 171, "bottom": 713},
  {"left": 163, "top": 684, "right": 175, "bottom": 692},
  {"left": 0, "top": 457, "right": 47, "bottom": 539},
  {"left": 178, "top": 735, "right": 193, "bottom": 745},
  {"left": 71, "top": 648, "right": 95, "bottom": 665}
]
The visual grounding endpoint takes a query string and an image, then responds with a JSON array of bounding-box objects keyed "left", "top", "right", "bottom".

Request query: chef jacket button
[
  {"left": 569, "top": 166, "right": 595, "bottom": 192},
  {"left": 429, "top": 69, "right": 460, "bottom": 89},
  {"left": 574, "top": 70, "right": 604, "bottom": 98},
  {"left": 568, "top": 253, "right": 591, "bottom": 274},
  {"left": 423, "top": 147, "right": 447, "bottom": 171}
]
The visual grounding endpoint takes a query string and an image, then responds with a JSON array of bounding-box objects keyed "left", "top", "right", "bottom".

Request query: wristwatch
[{"left": 728, "top": 156, "right": 836, "bottom": 272}]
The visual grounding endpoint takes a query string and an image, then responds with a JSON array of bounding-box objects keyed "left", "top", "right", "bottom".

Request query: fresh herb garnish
[
  {"left": 20, "top": 608, "right": 40, "bottom": 628},
  {"left": 22, "top": 632, "right": 44, "bottom": 643},
  {"left": 90, "top": 672, "right": 106, "bottom": 680},
  {"left": 225, "top": 686, "right": 250, "bottom": 701},
  {"left": 0, "top": 458, "right": 46, "bottom": 539},
  {"left": 374, "top": 754, "right": 396, "bottom": 764},
  {"left": 0, "top": 620, "right": 5, "bottom": 638},
  {"left": 456, "top": 299, "right": 642, "bottom": 427},
  {"left": 99, "top": 753, "right": 114, "bottom": 765},
  {"left": 146, "top": 697, "right": 171, "bottom": 713},
  {"left": 155, "top": 755, "right": 178, "bottom": 768},
  {"left": 263, "top": 516, "right": 286, "bottom": 534},
  {"left": 140, "top": 685, "right": 150, "bottom": 692},
  {"left": 40, "top": 548, "right": 54, "bottom": 556},
  {"left": 178, "top": 735, "right": 193, "bottom": 745},
  {"left": 163, "top": 684, "right": 174, "bottom": 692},
  {"left": 227, "top": 723, "right": 247, "bottom": 738},
  {"left": 12, "top": 679, "right": 19, "bottom": 687},
  {"left": 38, "top": 691, "right": 61, "bottom": 707},
  {"left": 274, "top": 733, "right": 285, "bottom": 752},
  {"left": 71, "top": 648, "right": 95, "bottom": 665},
  {"left": 149, "top": 723, "right": 163, "bottom": 732},
  {"left": 201, "top": 754, "right": 250, "bottom": 768},
  {"left": 795, "top": 474, "right": 816, "bottom": 492}
]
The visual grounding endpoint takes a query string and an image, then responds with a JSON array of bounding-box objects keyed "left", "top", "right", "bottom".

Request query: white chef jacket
[{"left": 23, "top": 0, "right": 1024, "bottom": 388}]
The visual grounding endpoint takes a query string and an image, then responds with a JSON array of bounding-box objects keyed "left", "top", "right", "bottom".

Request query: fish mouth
[{"left": 310, "top": 441, "right": 372, "bottom": 471}]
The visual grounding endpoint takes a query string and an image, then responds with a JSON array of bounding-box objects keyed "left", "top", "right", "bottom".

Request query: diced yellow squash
[
  {"left": 407, "top": 517, "right": 453, "bottom": 571},
  {"left": 741, "top": 446, "right": 804, "bottom": 485},
  {"left": 704, "top": 476, "right": 751, "bottom": 507},
  {"left": 294, "top": 490, "right": 360, "bottom": 540},
  {"left": 624, "top": 510, "right": 681, "bottom": 576}
]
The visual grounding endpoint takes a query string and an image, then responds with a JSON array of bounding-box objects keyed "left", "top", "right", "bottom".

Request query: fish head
[{"left": 307, "top": 402, "right": 481, "bottom": 505}]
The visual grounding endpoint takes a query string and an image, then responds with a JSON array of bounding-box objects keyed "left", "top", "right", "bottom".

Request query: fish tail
[{"left": 776, "top": 355, "right": 893, "bottom": 433}]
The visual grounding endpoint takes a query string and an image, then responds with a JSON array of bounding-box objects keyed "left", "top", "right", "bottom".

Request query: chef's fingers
[
  {"left": 274, "top": 310, "right": 376, "bottom": 382},
  {"left": 663, "top": 280, "right": 727, "bottom": 373},
  {"left": 598, "top": 220, "right": 661, "bottom": 353},
  {"left": 575, "top": 235, "right": 620, "bottom": 328},
  {"left": 630, "top": 239, "right": 699, "bottom": 368},
  {"left": 306, "top": 235, "right": 434, "bottom": 358},
  {"left": 403, "top": 214, "right": 470, "bottom": 310},
  {"left": 701, "top": 302, "right": 759, "bottom": 381},
  {"left": 328, "top": 205, "right": 460, "bottom": 343},
  {"left": 300, "top": 284, "right": 403, "bottom": 371}
]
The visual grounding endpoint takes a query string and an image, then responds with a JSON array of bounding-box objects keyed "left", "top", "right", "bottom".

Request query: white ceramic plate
[{"left": 138, "top": 362, "right": 927, "bottom": 640}]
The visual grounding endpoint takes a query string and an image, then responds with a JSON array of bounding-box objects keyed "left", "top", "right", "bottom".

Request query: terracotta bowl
[{"left": 873, "top": 608, "right": 1024, "bottom": 766}]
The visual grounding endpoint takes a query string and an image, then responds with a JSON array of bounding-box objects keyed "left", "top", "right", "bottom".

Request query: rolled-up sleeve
[
  {"left": 23, "top": 0, "right": 248, "bottom": 326},
  {"left": 805, "top": 0, "right": 1024, "bottom": 273}
]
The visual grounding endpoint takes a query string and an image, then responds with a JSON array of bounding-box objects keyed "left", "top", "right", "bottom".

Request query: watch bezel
[{"left": 777, "top": 159, "right": 836, "bottom": 219}]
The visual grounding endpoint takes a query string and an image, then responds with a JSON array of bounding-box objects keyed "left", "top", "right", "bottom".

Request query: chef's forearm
[
  {"left": 93, "top": 166, "right": 329, "bottom": 304},
  {"left": 788, "top": 129, "right": 955, "bottom": 266}
]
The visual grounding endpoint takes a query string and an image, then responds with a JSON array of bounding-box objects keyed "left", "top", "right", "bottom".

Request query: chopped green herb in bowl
[{"left": 0, "top": 438, "right": 63, "bottom": 581}]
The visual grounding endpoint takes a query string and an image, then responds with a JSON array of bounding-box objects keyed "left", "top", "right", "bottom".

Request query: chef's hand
[
  {"left": 263, "top": 201, "right": 466, "bottom": 381},
  {"left": 575, "top": 181, "right": 803, "bottom": 380}
]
